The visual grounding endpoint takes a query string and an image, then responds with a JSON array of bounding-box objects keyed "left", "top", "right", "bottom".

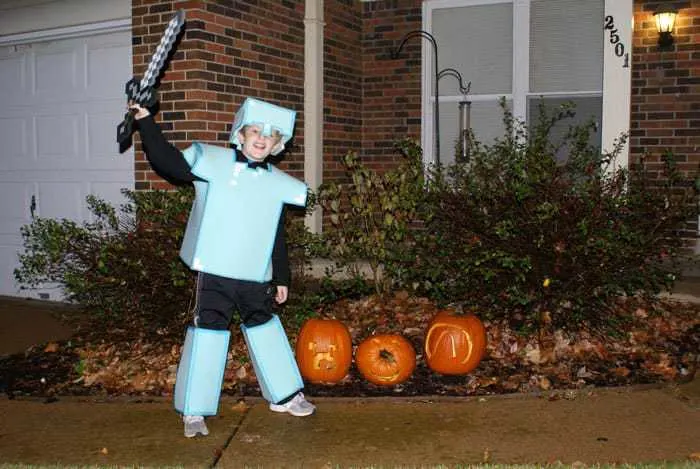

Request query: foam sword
[{"left": 116, "top": 9, "right": 185, "bottom": 153}]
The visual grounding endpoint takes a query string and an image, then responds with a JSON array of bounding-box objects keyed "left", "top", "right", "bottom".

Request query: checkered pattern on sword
[{"left": 116, "top": 9, "right": 186, "bottom": 153}]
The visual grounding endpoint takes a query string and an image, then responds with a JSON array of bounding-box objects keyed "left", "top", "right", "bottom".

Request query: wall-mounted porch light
[{"left": 653, "top": 4, "right": 678, "bottom": 49}]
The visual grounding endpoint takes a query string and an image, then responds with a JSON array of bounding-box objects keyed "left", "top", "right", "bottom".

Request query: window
[{"left": 422, "top": 0, "right": 632, "bottom": 167}]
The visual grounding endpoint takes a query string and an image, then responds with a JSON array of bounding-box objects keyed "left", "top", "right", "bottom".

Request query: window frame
[{"left": 421, "top": 0, "right": 632, "bottom": 169}]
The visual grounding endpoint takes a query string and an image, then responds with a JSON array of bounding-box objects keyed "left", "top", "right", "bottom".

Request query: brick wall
[
  {"left": 131, "top": 0, "right": 699, "bottom": 198},
  {"left": 631, "top": 0, "right": 700, "bottom": 174},
  {"left": 132, "top": 0, "right": 305, "bottom": 190},
  {"left": 361, "top": 0, "right": 423, "bottom": 170},
  {"left": 323, "top": 1, "right": 363, "bottom": 181},
  {"left": 631, "top": 0, "right": 700, "bottom": 239}
]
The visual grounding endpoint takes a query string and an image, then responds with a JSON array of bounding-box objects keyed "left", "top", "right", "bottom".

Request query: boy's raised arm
[{"left": 133, "top": 107, "right": 199, "bottom": 184}]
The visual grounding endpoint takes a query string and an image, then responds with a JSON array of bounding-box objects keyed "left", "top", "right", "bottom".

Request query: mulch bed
[{"left": 1, "top": 292, "right": 698, "bottom": 400}]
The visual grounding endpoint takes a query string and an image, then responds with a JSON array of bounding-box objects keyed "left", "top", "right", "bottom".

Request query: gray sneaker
[
  {"left": 269, "top": 392, "right": 316, "bottom": 417},
  {"left": 183, "top": 415, "right": 209, "bottom": 438}
]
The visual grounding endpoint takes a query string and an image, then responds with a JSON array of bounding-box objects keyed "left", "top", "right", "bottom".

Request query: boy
[{"left": 130, "top": 97, "right": 315, "bottom": 438}]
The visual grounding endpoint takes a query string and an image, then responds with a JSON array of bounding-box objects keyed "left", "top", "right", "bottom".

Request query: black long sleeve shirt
[{"left": 136, "top": 115, "right": 291, "bottom": 286}]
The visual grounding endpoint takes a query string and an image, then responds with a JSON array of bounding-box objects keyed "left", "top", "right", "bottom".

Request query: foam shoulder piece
[
  {"left": 174, "top": 327, "right": 230, "bottom": 416},
  {"left": 241, "top": 315, "right": 303, "bottom": 404}
]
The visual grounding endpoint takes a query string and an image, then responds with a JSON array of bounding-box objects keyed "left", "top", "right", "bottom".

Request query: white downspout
[{"left": 304, "top": 0, "right": 324, "bottom": 234}]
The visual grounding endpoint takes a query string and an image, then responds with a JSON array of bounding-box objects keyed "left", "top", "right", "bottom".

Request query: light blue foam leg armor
[
  {"left": 174, "top": 327, "right": 230, "bottom": 416},
  {"left": 241, "top": 314, "right": 303, "bottom": 404}
]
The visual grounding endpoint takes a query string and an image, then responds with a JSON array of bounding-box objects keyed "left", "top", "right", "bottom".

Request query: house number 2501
[{"left": 604, "top": 15, "right": 630, "bottom": 68}]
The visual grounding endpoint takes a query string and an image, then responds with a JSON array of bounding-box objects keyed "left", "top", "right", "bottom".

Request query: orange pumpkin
[
  {"left": 424, "top": 310, "right": 487, "bottom": 375},
  {"left": 295, "top": 318, "right": 353, "bottom": 384},
  {"left": 355, "top": 334, "right": 416, "bottom": 386}
]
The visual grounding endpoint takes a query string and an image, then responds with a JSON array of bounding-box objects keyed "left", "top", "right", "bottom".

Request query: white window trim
[
  {"left": 601, "top": 0, "right": 633, "bottom": 171},
  {"left": 422, "top": 0, "right": 632, "bottom": 168}
]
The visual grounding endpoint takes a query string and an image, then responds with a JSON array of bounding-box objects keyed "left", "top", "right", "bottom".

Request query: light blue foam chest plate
[{"left": 179, "top": 143, "right": 307, "bottom": 281}]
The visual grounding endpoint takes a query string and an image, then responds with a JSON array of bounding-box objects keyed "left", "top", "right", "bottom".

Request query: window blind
[{"left": 529, "top": 0, "right": 604, "bottom": 93}]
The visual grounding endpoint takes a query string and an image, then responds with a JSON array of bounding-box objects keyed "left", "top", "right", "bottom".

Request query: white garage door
[{"left": 0, "top": 29, "right": 133, "bottom": 299}]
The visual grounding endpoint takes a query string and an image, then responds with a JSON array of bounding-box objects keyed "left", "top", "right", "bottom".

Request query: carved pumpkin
[
  {"left": 295, "top": 318, "right": 352, "bottom": 384},
  {"left": 424, "top": 310, "right": 487, "bottom": 375},
  {"left": 355, "top": 334, "right": 416, "bottom": 386}
]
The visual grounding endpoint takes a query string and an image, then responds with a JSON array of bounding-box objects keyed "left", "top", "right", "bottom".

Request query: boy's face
[{"left": 237, "top": 124, "right": 281, "bottom": 161}]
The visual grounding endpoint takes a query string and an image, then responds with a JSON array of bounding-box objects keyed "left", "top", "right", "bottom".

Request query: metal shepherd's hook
[
  {"left": 438, "top": 68, "right": 471, "bottom": 163},
  {"left": 392, "top": 30, "right": 441, "bottom": 165}
]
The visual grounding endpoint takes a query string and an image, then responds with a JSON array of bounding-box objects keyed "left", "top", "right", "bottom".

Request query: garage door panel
[
  {"left": 87, "top": 106, "right": 129, "bottom": 163},
  {"left": 37, "top": 182, "right": 83, "bottom": 222},
  {"left": 0, "top": 116, "right": 30, "bottom": 160},
  {"left": 87, "top": 43, "right": 131, "bottom": 98},
  {"left": 35, "top": 48, "right": 79, "bottom": 96},
  {"left": 0, "top": 54, "right": 27, "bottom": 104},
  {"left": 36, "top": 112, "right": 82, "bottom": 161},
  {"left": 0, "top": 246, "right": 21, "bottom": 296},
  {"left": 0, "top": 182, "right": 33, "bottom": 236}
]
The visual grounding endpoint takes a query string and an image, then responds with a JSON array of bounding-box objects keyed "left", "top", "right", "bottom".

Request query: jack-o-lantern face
[
  {"left": 308, "top": 342, "right": 338, "bottom": 371},
  {"left": 424, "top": 311, "right": 487, "bottom": 375},
  {"left": 295, "top": 319, "right": 352, "bottom": 384},
  {"left": 355, "top": 335, "right": 416, "bottom": 386}
]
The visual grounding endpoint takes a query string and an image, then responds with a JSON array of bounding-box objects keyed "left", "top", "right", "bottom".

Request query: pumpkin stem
[{"left": 379, "top": 349, "right": 395, "bottom": 363}]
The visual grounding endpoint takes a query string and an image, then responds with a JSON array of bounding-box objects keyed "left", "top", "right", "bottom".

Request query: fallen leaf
[
  {"left": 131, "top": 373, "right": 150, "bottom": 392},
  {"left": 44, "top": 342, "right": 59, "bottom": 353},
  {"left": 482, "top": 447, "right": 490, "bottom": 463},
  {"left": 231, "top": 400, "right": 249, "bottom": 412},
  {"left": 576, "top": 366, "right": 593, "bottom": 379},
  {"left": 525, "top": 346, "right": 543, "bottom": 364}
]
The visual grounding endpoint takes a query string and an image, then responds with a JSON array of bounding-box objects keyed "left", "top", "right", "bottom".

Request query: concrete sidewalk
[
  {"left": 0, "top": 288, "right": 699, "bottom": 468},
  {"left": 0, "top": 383, "right": 698, "bottom": 468}
]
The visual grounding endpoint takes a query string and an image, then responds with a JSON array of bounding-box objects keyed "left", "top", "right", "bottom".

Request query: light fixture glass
[{"left": 653, "top": 4, "right": 678, "bottom": 48}]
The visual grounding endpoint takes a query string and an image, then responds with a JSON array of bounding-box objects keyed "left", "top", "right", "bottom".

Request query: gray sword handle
[{"left": 116, "top": 78, "right": 158, "bottom": 149}]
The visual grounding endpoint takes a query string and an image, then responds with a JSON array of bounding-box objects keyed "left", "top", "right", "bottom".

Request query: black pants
[
  {"left": 192, "top": 272, "right": 275, "bottom": 330},
  {"left": 189, "top": 272, "right": 301, "bottom": 404}
]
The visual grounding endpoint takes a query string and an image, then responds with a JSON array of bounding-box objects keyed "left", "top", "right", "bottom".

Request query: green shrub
[
  {"left": 281, "top": 274, "right": 375, "bottom": 330},
  {"left": 315, "top": 141, "right": 426, "bottom": 293},
  {"left": 15, "top": 102, "right": 698, "bottom": 337},
  {"left": 14, "top": 186, "right": 327, "bottom": 334},
  {"left": 15, "top": 188, "right": 196, "bottom": 333},
  {"left": 406, "top": 100, "right": 699, "bottom": 332}
]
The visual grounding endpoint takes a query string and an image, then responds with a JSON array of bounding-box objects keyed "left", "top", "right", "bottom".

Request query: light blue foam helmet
[{"left": 229, "top": 97, "right": 296, "bottom": 156}]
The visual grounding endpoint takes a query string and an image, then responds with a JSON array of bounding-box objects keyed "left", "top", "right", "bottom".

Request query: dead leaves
[
  {"left": 44, "top": 342, "right": 60, "bottom": 353},
  {"left": 78, "top": 341, "right": 180, "bottom": 392},
  {"left": 15, "top": 292, "right": 698, "bottom": 397},
  {"left": 231, "top": 399, "right": 250, "bottom": 412}
]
